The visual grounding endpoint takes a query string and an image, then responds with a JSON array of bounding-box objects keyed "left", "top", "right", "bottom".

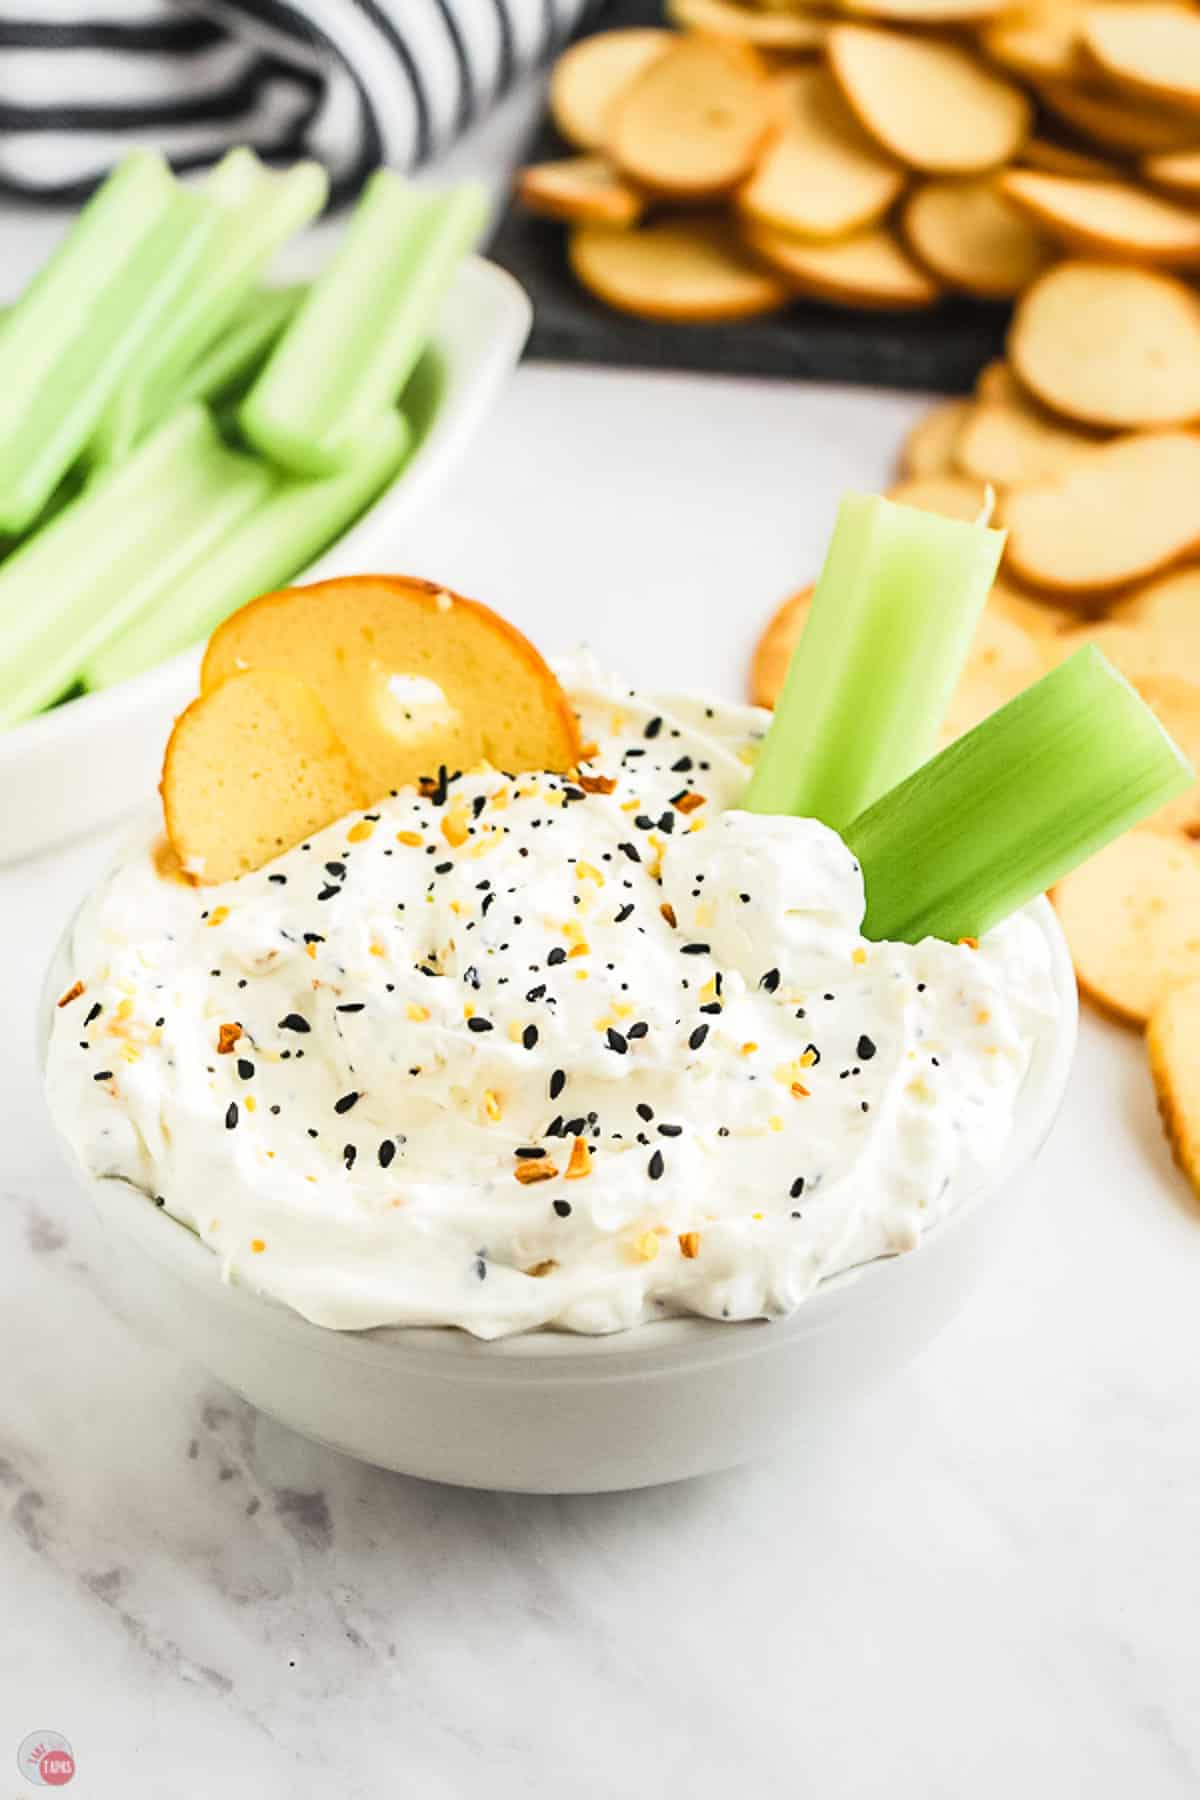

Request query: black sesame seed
[
  {"left": 466, "top": 1016, "right": 494, "bottom": 1033},
  {"left": 279, "top": 1013, "right": 310, "bottom": 1033},
  {"left": 636, "top": 1103, "right": 654, "bottom": 1122},
  {"left": 464, "top": 965, "right": 482, "bottom": 990},
  {"left": 237, "top": 1059, "right": 254, "bottom": 1081},
  {"left": 634, "top": 814, "right": 655, "bottom": 831},
  {"left": 379, "top": 1140, "right": 396, "bottom": 1169},
  {"left": 658, "top": 1123, "right": 682, "bottom": 1138},
  {"left": 553, "top": 1199, "right": 572, "bottom": 1218},
  {"left": 343, "top": 1145, "right": 357, "bottom": 1169},
  {"left": 515, "top": 1147, "right": 546, "bottom": 1160},
  {"left": 856, "top": 1034, "right": 877, "bottom": 1060},
  {"left": 688, "top": 1024, "right": 709, "bottom": 1050},
  {"left": 790, "top": 1176, "right": 806, "bottom": 1199},
  {"left": 527, "top": 985, "right": 547, "bottom": 1003},
  {"left": 644, "top": 716, "right": 663, "bottom": 739},
  {"left": 565, "top": 1117, "right": 586, "bottom": 1136},
  {"left": 615, "top": 904, "right": 634, "bottom": 923},
  {"left": 475, "top": 1256, "right": 487, "bottom": 1281},
  {"left": 93, "top": 1070, "right": 113, "bottom": 1082},
  {"left": 317, "top": 886, "right": 340, "bottom": 902},
  {"left": 335, "top": 1003, "right": 364, "bottom": 1014},
  {"left": 759, "top": 968, "right": 781, "bottom": 993},
  {"left": 680, "top": 943, "right": 710, "bottom": 956},
  {"left": 549, "top": 1069, "right": 566, "bottom": 1100},
  {"left": 84, "top": 1002, "right": 102, "bottom": 1026},
  {"left": 435, "top": 861, "right": 453, "bottom": 875},
  {"left": 618, "top": 841, "right": 641, "bottom": 864},
  {"left": 225, "top": 1103, "right": 238, "bottom": 1130},
  {"left": 626, "top": 1021, "right": 649, "bottom": 1039},
  {"left": 522, "top": 1024, "right": 539, "bottom": 1050},
  {"left": 334, "top": 1092, "right": 360, "bottom": 1115},
  {"left": 648, "top": 1149, "right": 665, "bottom": 1180},
  {"left": 671, "top": 755, "right": 693, "bottom": 772},
  {"left": 606, "top": 1028, "right": 628, "bottom": 1054}
]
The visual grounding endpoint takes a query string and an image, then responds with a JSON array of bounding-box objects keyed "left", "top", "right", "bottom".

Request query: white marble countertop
[{"left": 4, "top": 266, "right": 1200, "bottom": 1799}]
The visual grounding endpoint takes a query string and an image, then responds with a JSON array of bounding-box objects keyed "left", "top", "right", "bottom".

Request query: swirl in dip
[{"left": 46, "top": 657, "right": 1058, "bottom": 1338}]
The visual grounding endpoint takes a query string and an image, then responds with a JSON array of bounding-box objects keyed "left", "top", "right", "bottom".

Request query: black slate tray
[{"left": 488, "top": 1, "right": 1011, "bottom": 395}]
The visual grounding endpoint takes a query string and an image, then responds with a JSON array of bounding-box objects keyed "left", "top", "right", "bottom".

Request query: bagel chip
[
  {"left": 1000, "top": 169, "right": 1200, "bottom": 267},
  {"left": 737, "top": 67, "right": 906, "bottom": 242},
  {"left": 162, "top": 669, "right": 368, "bottom": 884},
  {"left": 899, "top": 397, "right": 973, "bottom": 477},
  {"left": 902, "top": 176, "right": 1056, "bottom": 297},
  {"left": 667, "top": 0, "right": 829, "bottom": 46},
  {"left": 1082, "top": 4, "right": 1200, "bottom": 113},
  {"left": 1004, "top": 431, "right": 1200, "bottom": 593},
  {"left": 1142, "top": 147, "right": 1200, "bottom": 197},
  {"left": 518, "top": 156, "right": 644, "bottom": 227},
  {"left": 829, "top": 25, "right": 1032, "bottom": 173},
  {"left": 887, "top": 473, "right": 991, "bottom": 519},
  {"left": 550, "top": 29, "right": 672, "bottom": 152},
  {"left": 570, "top": 215, "right": 790, "bottom": 322},
  {"left": 742, "top": 217, "right": 940, "bottom": 308},
  {"left": 1036, "top": 77, "right": 1200, "bottom": 153},
  {"left": 1009, "top": 261, "right": 1200, "bottom": 429},
  {"left": 750, "top": 585, "right": 812, "bottom": 709},
  {"left": 955, "top": 379, "right": 1105, "bottom": 487},
  {"left": 605, "top": 36, "right": 773, "bottom": 199},
  {"left": 201, "top": 575, "right": 582, "bottom": 801}
]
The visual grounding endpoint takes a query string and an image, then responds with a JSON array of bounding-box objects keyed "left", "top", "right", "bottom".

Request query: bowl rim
[{"left": 44, "top": 892, "right": 1078, "bottom": 1374}]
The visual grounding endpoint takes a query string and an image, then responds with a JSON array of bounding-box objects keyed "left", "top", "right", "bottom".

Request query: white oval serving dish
[
  {"left": 43, "top": 898, "right": 1078, "bottom": 1493},
  {"left": 1, "top": 254, "right": 531, "bottom": 866}
]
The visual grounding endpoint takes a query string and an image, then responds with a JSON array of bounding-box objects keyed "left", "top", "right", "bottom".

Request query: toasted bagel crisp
[
  {"left": 162, "top": 668, "right": 368, "bottom": 884},
  {"left": 1053, "top": 830, "right": 1200, "bottom": 1025},
  {"left": 201, "top": 575, "right": 582, "bottom": 801},
  {"left": 1146, "top": 978, "right": 1200, "bottom": 1204}
]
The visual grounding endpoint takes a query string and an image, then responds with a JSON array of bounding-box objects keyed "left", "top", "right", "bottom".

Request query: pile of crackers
[
  {"left": 751, "top": 270, "right": 1200, "bottom": 1204},
  {"left": 519, "top": 1, "right": 1200, "bottom": 320}
]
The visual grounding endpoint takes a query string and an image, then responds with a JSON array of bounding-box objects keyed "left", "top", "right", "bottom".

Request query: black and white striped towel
[{"left": 0, "top": 0, "right": 600, "bottom": 203}]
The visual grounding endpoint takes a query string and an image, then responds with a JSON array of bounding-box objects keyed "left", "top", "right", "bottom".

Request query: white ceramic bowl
[
  {"left": 43, "top": 898, "right": 1078, "bottom": 1493},
  {"left": 1, "top": 255, "right": 531, "bottom": 865}
]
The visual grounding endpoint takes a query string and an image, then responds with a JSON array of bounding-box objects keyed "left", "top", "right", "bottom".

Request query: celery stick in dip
[
  {"left": 745, "top": 494, "right": 1002, "bottom": 830},
  {"left": 240, "top": 174, "right": 487, "bottom": 475},
  {"left": 0, "top": 406, "right": 271, "bottom": 727}
]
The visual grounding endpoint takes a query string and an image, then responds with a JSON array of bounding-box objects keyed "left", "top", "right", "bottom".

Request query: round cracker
[
  {"left": 939, "top": 605, "right": 1046, "bottom": 741},
  {"left": 737, "top": 66, "right": 906, "bottom": 241},
  {"left": 1009, "top": 261, "right": 1200, "bottom": 429},
  {"left": 1121, "top": 676, "right": 1200, "bottom": 835},
  {"left": 1036, "top": 77, "right": 1200, "bottom": 154},
  {"left": 975, "top": 357, "right": 1014, "bottom": 403},
  {"left": 605, "top": 35, "right": 773, "bottom": 199},
  {"left": 517, "top": 156, "right": 644, "bottom": 227},
  {"left": 1019, "top": 136, "right": 1121, "bottom": 181},
  {"left": 1141, "top": 147, "right": 1200, "bottom": 197},
  {"left": 955, "top": 381, "right": 1106, "bottom": 487},
  {"left": 1082, "top": 3, "right": 1200, "bottom": 113},
  {"left": 988, "top": 573, "right": 1077, "bottom": 644},
  {"left": 1003, "top": 431, "right": 1200, "bottom": 594},
  {"left": 1145, "top": 977, "right": 1200, "bottom": 1203},
  {"left": 750, "top": 585, "right": 812, "bottom": 708},
  {"left": 570, "top": 215, "right": 791, "bottom": 322},
  {"left": 162, "top": 669, "right": 369, "bottom": 885},
  {"left": 899, "top": 396, "right": 973, "bottom": 477},
  {"left": 550, "top": 29, "right": 672, "bottom": 152},
  {"left": 1000, "top": 168, "right": 1200, "bottom": 267},
  {"left": 887, "top": 473, "right": 991, "bottom": 519},
  {"left": 829, "top": 25, "right": 1032, "bottom": 173},
  {"left": 1053, "top": 829, "right": 1200, "bottom": 1026},
  {"left": 742, "top": 217, "right": 940, "bottom": 308},
  {"left": 902, "top": 176, "right": 1056, "bottom": 298},
  {"left": 667, "top": 0, "right": 829, "bottom": 47}
]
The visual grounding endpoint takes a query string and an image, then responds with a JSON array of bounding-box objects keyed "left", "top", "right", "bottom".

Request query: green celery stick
[
  {"left": 169, "top": 284, "right": 306, "bottom": 411},
  {"left": 0, "top": 171, "right": 221, "bottom": 533},
  {"left": 0, "top": 405, "right": 272, "bottom": 727},
  {"left": 240, "top": 174, "right": 487, "bottom": 474},
  {"left": 745, "top": 494, "right": 1003, "bottom": 830},
  {"left": 845, "top": 647, "right": 1193, "bottom": 944},
  {"left": 90, "top": 150, "right": 328, "bottom": 465},
  {"left": 82, "top": 409, "right": 411, "bottom": 688}
]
